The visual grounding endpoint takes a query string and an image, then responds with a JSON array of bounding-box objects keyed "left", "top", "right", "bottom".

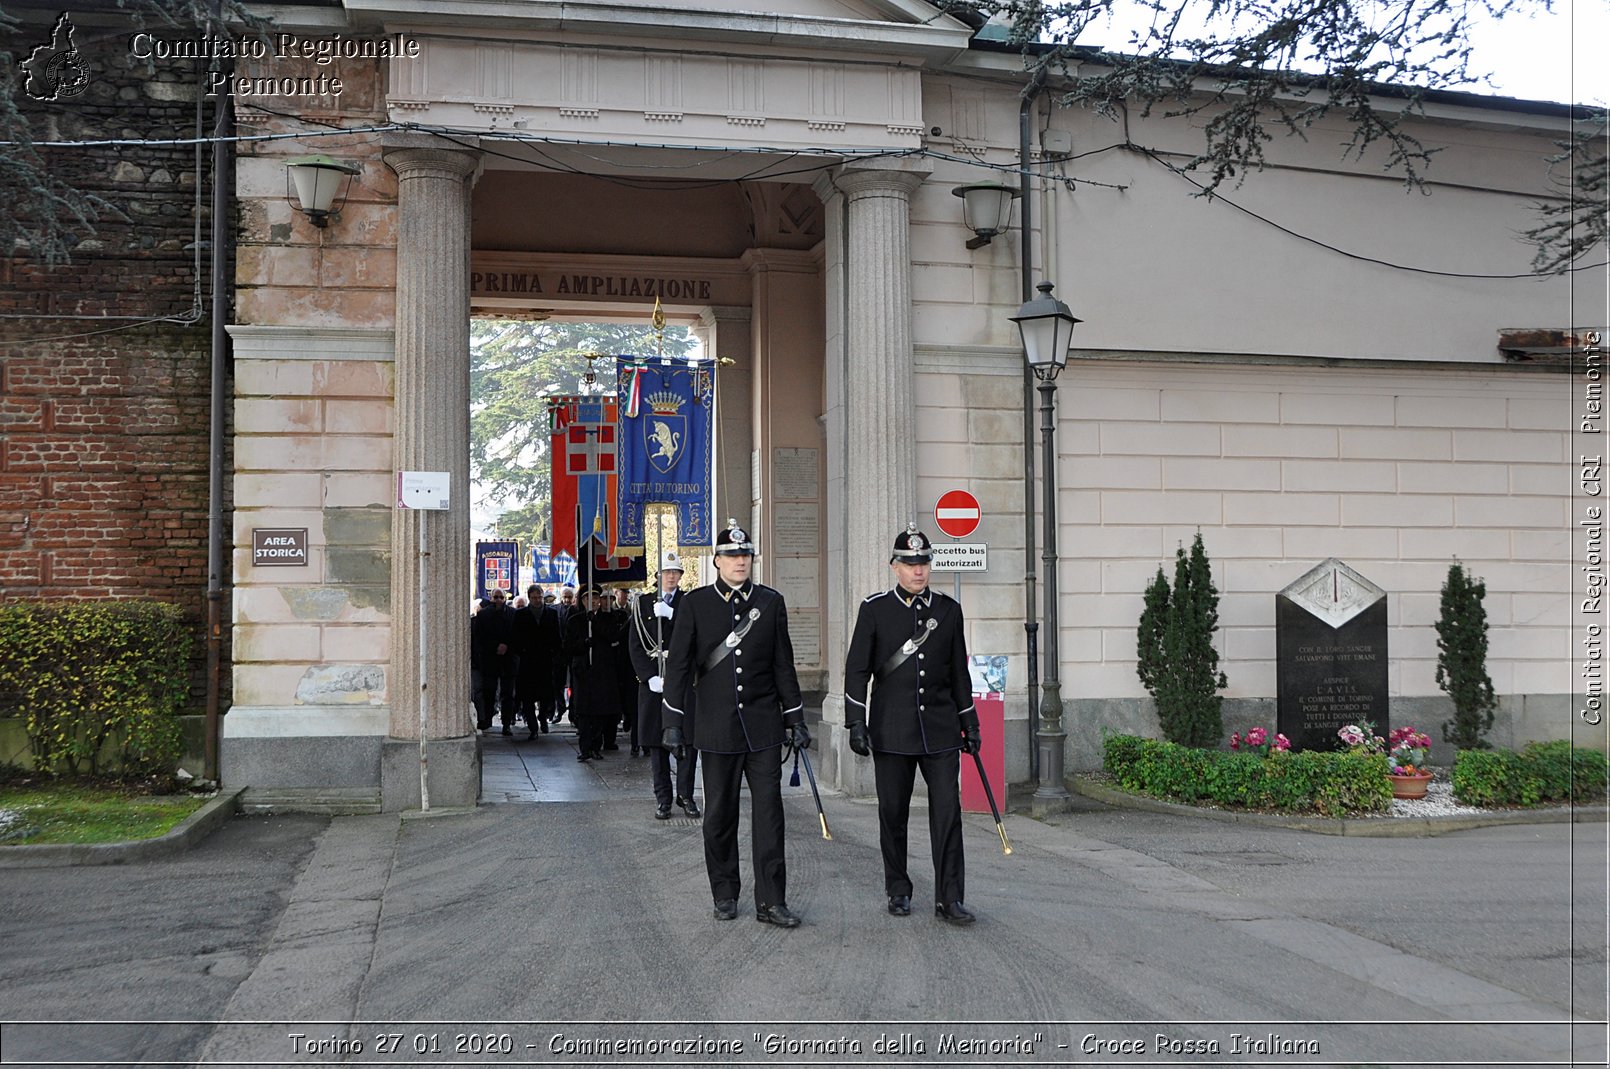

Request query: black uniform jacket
[
  {"left": 563, "top": 608, "right": 625, "bottom": 720},
  {"left": 628, "top": 589, "right": 686, "bottom": 742},
  {"left": 843, "top": 586, "right": 979, "bottom": 755},
  {"left": 662, "top": 579, "right": 803, "bottom": 754}
]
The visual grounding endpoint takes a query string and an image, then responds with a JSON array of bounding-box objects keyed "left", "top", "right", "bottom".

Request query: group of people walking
[
  {"left": 468, "top": 558, "right": 701, "bottom": 818},
  {"left": 471, "top": 517, "right": 985, "bottom": 930}
]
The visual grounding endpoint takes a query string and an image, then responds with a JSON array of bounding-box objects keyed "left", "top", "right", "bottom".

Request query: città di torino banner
[{"left": 614, "top": 357, "right": 715, "bottom": 555}]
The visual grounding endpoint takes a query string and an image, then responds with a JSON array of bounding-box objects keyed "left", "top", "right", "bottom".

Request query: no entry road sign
[{"left": 935, "top": 489, "right": 981, "bottom": 539}]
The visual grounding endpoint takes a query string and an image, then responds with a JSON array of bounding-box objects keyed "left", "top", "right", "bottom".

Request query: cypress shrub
[
  {"left": 1435, "top": 561, "right": 1498, "bottom": 750},
  {"left": 1135, "top": 532, "right": 1227, "bottom": 748}
]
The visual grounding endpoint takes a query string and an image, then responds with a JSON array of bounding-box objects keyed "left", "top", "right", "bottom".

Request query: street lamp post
[{"left": 1010, "top": 281, "right": 1081, "bottom": 810}]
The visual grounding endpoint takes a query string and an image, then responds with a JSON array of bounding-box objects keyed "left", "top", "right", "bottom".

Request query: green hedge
[
  {"left": 1452, "top": 741, "right": 1609, "bottom": 806},
  {"left": 0, "top": 601, "right": 191, "bottom": 779},
  {"left": 1103, "top": 734, "right": 1392, "bottom": 816}
]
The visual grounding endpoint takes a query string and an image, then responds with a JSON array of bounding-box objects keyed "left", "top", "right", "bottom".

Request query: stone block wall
[{"left": 914, "top": 353, "right": 1579, "bottom": 769}]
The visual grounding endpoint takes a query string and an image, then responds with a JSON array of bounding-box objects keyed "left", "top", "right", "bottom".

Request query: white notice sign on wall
[
  {"left": 929, "top": 543, "right": 987, "bottom": 571},
  {"left": 398, "top": 471, "right": 451, "bottom": 510}
]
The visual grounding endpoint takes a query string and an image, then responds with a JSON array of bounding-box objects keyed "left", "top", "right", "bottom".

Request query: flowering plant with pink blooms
[
  {"left": 1229, "top": 725, "right": 1290, "bottom": 758},
  {"left": 1387, "top": 725, "right": 1433, "bottom": 776},
  {"left": 1337, "top": 722, "right": 1386, "bottom": 756}
]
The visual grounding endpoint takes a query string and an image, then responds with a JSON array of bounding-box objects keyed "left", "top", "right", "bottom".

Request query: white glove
[
  {"left": 648, "top": 676, "right": 664, "bottom": 693},
  {"left": 653, "top": 600, "right": 674, "bottom": 619}
]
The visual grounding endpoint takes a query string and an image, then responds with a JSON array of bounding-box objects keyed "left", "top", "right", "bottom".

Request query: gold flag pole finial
[{"left": 651, "top": 296, "right": 666, "bottom": 358}]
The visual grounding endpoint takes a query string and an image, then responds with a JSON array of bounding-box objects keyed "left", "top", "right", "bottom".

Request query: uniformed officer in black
[
  {"left": 662, "top": 519, "right": 808, "bottom": 927},
  {"left": 629, "top": 550, "right": 699, "bottom": 820},
  {"left": 844, "top": 523, "right": 981, "bottom": 925}
]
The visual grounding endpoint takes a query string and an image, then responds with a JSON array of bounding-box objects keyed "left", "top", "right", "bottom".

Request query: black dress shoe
[
  {"left": 539, "top": 720, "right": 550, "bottom": 733},
  {"left": 604, "top": 743, "right": 620, "bottom": 751},
  {"left": 712, "top": 899, "right": 738, "bottom": 921},
  {"left": 630, "top": 746, "right": 642, "bottom": 757},
  {"left": 576, "top": 751, "right": 591, "bottom": 762},
  {"left": 935, "top": 901, "right": 976, "bottom": 925},
  {"left": 756, "top": 903, "right": 801, "bottom": 928},
  {"left": 887, "top": 895, "right": 911, "bottom": 916},
  {"left": 501, "top": 726, "right": 513, "bottom": 736},
  {"left": 677, "top": 797, "right": 701, "bottom": 818},
  {"left": 654, "top": 803, "right": 673, "bottom": 820}
]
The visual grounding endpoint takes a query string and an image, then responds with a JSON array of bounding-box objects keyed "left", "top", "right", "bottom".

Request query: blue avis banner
[
  {"left": 476, "top": 541, "right": 519, "bottom": 600},
  {"left": 615, "top": 357, "right": 715, "bottom": 554},
  {"left": 530, "top": 544, "right": 578, "bottom": 588}
]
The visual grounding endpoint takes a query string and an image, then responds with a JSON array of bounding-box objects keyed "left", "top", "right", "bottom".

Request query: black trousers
[
  {"left": 873, "top": 749, "right": 965, "bottom": 904},
  {"left": 700, "top": 747, "right": 786, "bottom": 907},
  {"left": 577, "top": 714, "right": 608, "bottom": 756},
  {"left": 648, "top": 745, "right": 698, "bottom": 807},
  {"left": 551, "top": 666, "right": 569, "bottom": 722},
  {"left": 477, "top": 659, "right": 514, "bottom": 728}
]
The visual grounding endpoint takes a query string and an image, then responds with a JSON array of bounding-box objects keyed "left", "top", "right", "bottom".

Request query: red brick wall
[{"left": 0, "top": 11, "right": 228, "bottom": 708}]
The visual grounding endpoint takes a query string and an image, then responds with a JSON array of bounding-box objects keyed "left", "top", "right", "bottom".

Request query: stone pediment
[{"left": 1279, "top": 558, "right": 1386, "bottom": 630}]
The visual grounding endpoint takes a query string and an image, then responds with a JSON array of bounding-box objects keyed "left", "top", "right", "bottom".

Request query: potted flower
[
  {"left": 1386, "top": 725, "right": 1434, "bottom": 799},
  {"left": 1229, "top": 725, "right": 1290, "bottom": 758},
  {"left": 1337, "top": 722, "right": 1385, "bottom": 756}
]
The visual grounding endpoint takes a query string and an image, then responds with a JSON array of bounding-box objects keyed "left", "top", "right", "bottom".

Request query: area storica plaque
[
  {"left": 1276, "top": 558, "right": 1388, "bottom": 751},
  {"left": 251, "top": 528, "right": 308, "bottom": 567}
]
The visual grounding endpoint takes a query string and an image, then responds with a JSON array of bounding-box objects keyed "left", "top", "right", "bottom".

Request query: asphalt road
[{"left": 0, "top": 747, "right": 1603, "bottom": 1069}]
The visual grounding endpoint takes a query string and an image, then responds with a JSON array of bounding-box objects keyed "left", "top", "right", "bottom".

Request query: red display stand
[{"left": 959, "top": 692, "right": 1005, "bottom": 814}]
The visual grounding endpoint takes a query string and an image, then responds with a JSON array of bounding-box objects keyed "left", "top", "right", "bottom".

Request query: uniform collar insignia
[
  {"left": 715, "top": 578, "right": 753, "bottom": 601},
  {"left": 895, "top": 585, "right": 931, "bottom": 607}
]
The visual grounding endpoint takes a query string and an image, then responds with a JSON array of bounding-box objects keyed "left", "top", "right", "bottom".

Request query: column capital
[
  {"left": 699, "top": 304, "right": 752, "bottom": 327},
  {"left": 382, "top": 134, "right": 482, "bottom": 182},
  {"left": 831, "top": 159, "right": 932, "bottom": 199}
]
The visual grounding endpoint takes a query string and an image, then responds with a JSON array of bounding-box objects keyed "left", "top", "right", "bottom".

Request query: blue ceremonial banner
[
  {"left": 615, "top": 357, "right": 715, "bottom": 554},
  {"left": 581, "top": 537, "right": 648, "bottom": 586},
  {"left": 476, "top": 540, "right": 519, "bottom": 600},
  {"left": 530, "top": 544, "right": 577, "bottom": 588}
]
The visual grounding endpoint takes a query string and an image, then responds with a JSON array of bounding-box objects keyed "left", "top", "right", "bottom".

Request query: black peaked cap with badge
[
  {"left": 661, "top": 519, "right": 802, "bottom": 753},
  {"left": 844, "top": 523, "right": 978, "bottom": 755}
]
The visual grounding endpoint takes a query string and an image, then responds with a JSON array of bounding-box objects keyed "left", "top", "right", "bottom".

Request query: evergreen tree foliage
[
  {"left": 1134, "top": 532, "right": 1228, "bottom": 748},
  {"left": 1435, "top": 560, "right": 1497, "bottom": 750},
  {"left": 1135, "top": 565, "right": 1169, "bottom": 697},
  {"left": 470, "top": 318, "right": 696, "bottom": 535}
]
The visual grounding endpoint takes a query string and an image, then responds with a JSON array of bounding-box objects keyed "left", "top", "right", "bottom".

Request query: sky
[
  {"left": 1461, "top": 0, "right": 1608, "bottom": 106},
  {"left": 1071, "top": 0, "right": 1608, "bottom": 107}
]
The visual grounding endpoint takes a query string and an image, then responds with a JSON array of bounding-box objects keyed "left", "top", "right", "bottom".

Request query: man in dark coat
[
  {"left": 552, "top": 585, "right": 578, "bottom": 726},
  {"left": 662, "top": 520, "right": 806, "bottom": 928},
  {"left": 512, "top": 583, "right": 562, "bottom": 738},
  {"left": 628, "top": 551, "right": 698, "bottom": 820},
  {"left": 471, "top": 588, "right": 516, "bottom": 733},
  {"left": 564, "top": 584, "right": 625, "bottom": 761},
  {"left": 843, "top": 524, "right": 981, "bottom": 925}
]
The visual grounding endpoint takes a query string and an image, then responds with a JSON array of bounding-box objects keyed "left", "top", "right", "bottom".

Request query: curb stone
[
  {"left": 0, "top": 788, "right": 244, "bottom": 868},
  {"left": 1069, "top": 776, "right": 1607, "bottom": 837}
]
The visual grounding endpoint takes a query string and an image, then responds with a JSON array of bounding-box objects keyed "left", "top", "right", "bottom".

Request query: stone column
[
  {"left": 814, "top": 159, "right": 931, "bottom": 794},
  {"left": 701, "top": 304, "right": 754, "bottom": 539},
  {"left": 380, "top": 136, "right": 480, "bottom": 810}
]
